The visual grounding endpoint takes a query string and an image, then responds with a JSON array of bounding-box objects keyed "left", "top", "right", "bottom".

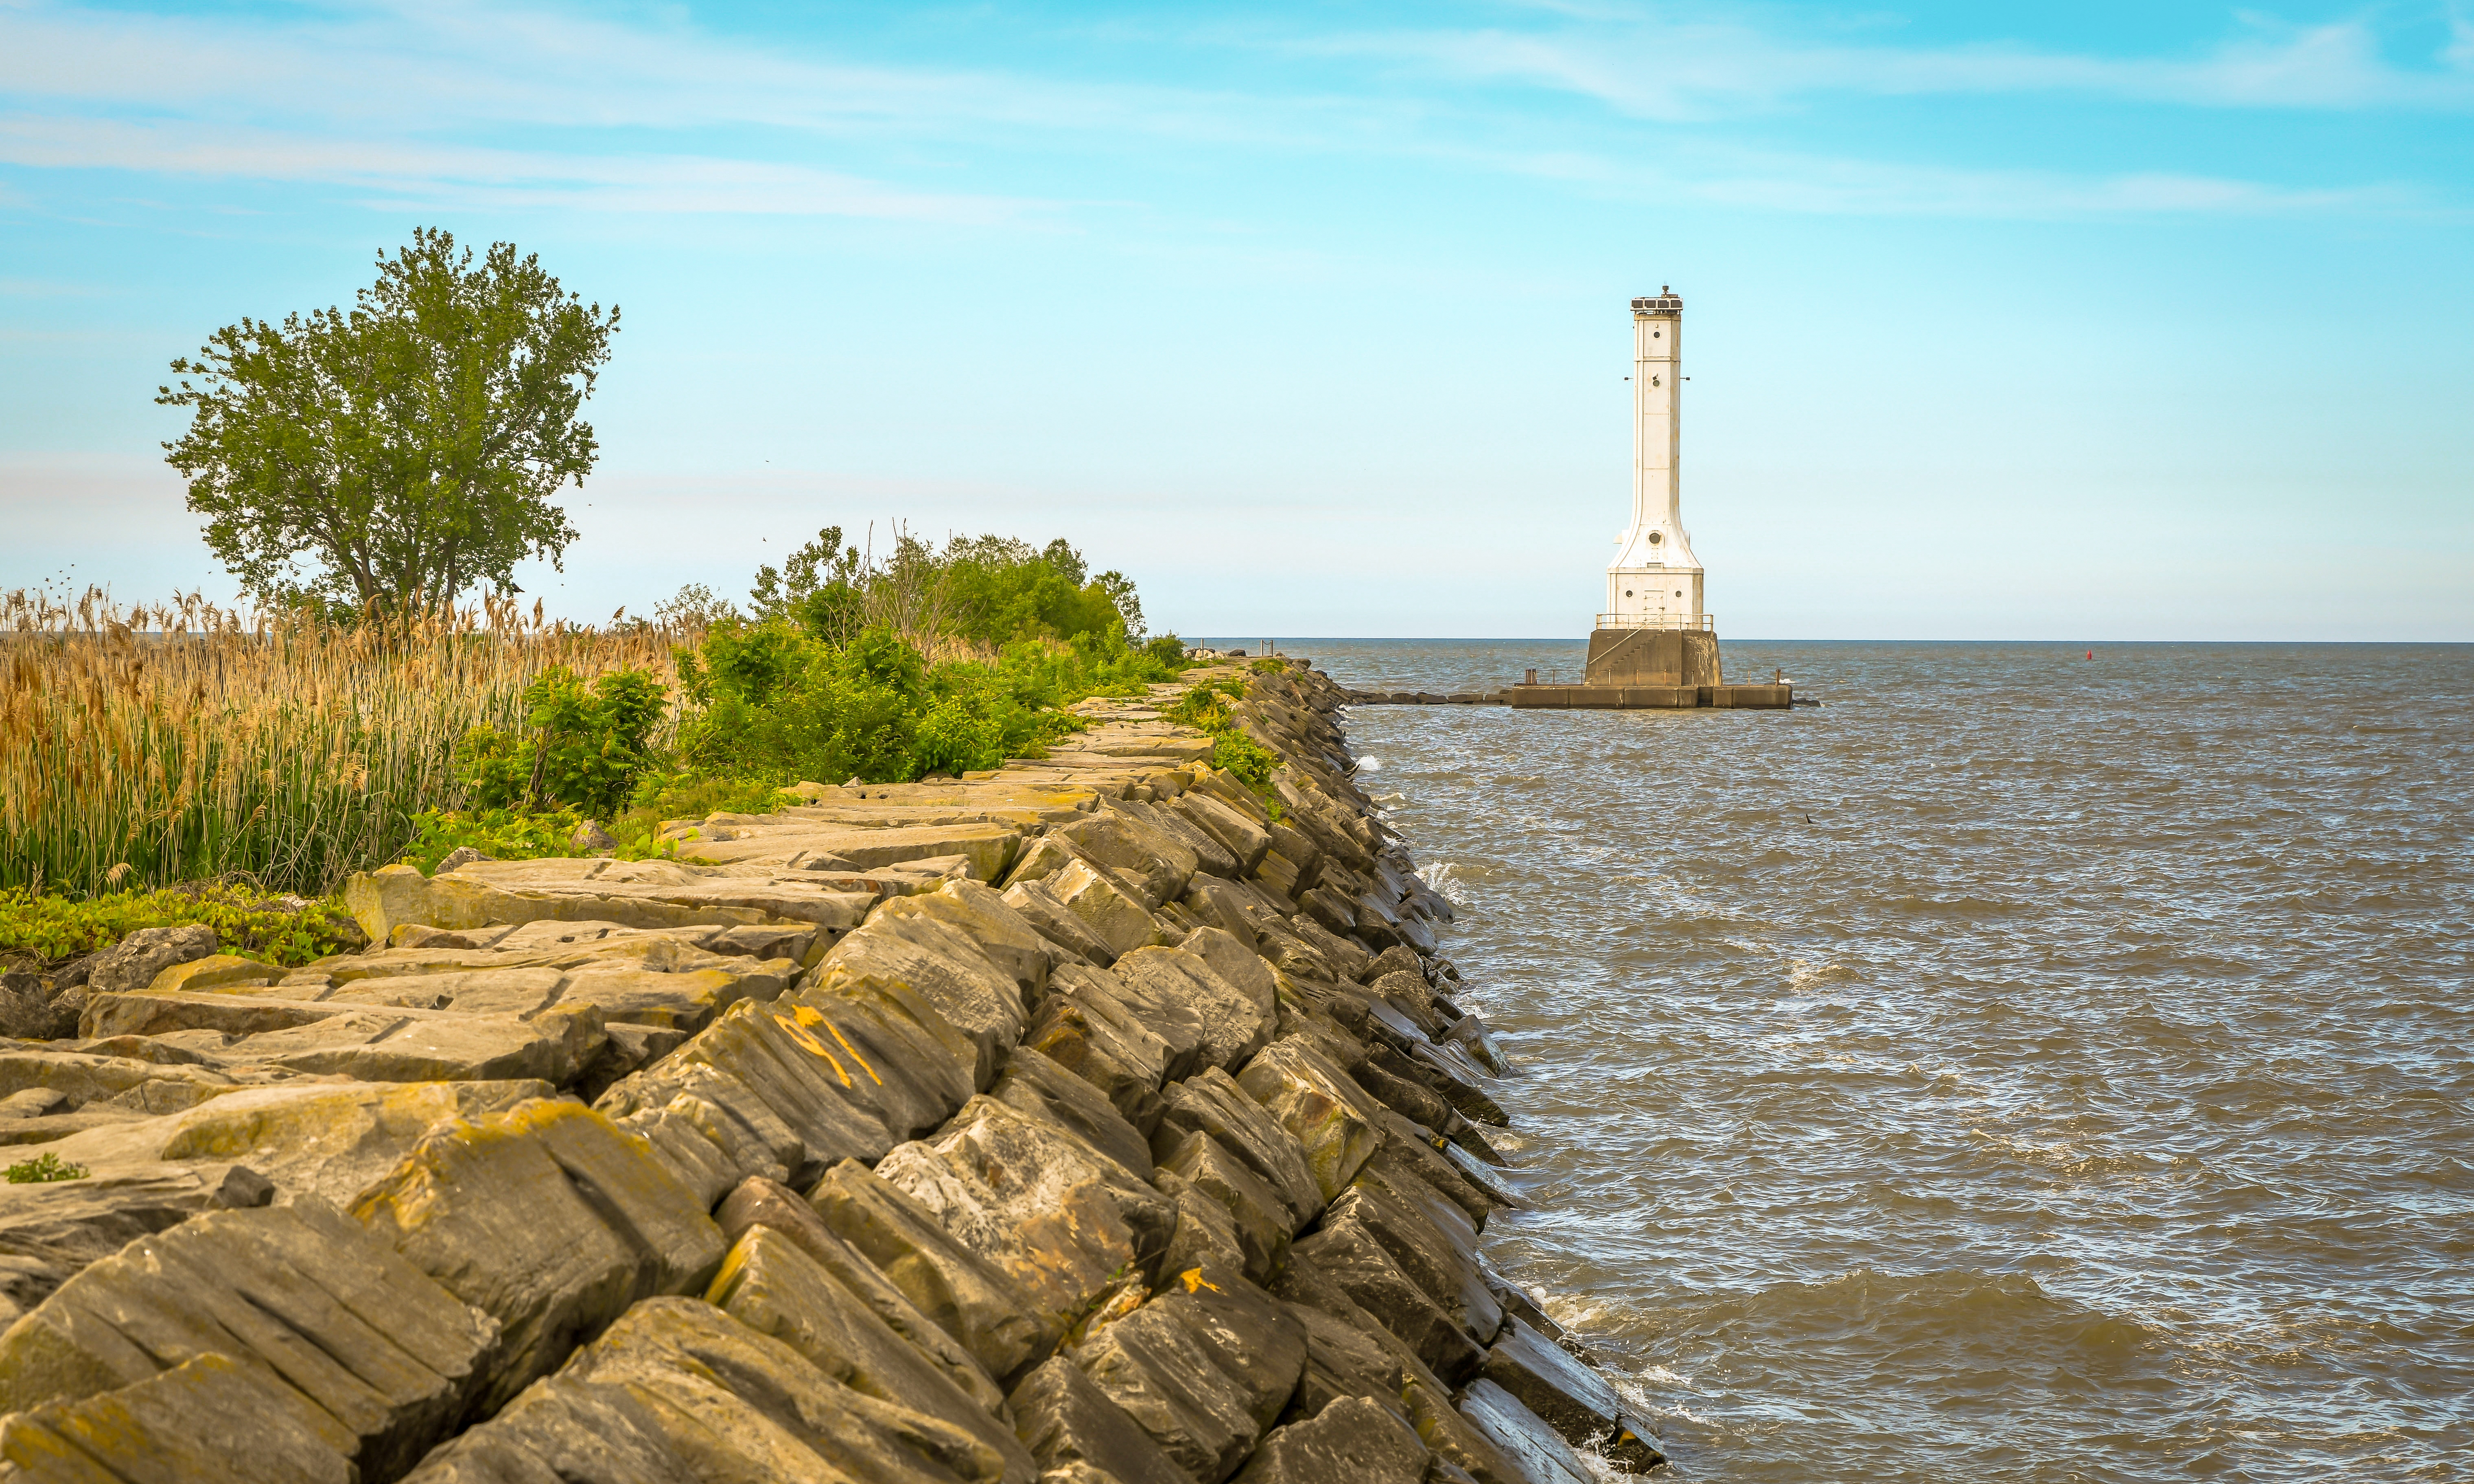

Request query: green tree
[
  {"left": 159, "top": 228, "right": 619, "bottom": 616},
  {"left": 750, "top": 526, "right": 864, "bottom": 641}
]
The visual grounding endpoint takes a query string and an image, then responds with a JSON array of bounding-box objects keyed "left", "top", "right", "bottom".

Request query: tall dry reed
[{"left": 1, "top": 588, "right": 680, "bottom": 898}]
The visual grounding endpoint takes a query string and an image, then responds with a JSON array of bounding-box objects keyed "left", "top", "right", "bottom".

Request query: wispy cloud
[
  {"left": 0, "top": 115, "right": 1038, "bottom": 221},
  {"left": 1329, "top": 11, "right": 2474, "bottom": 120},
  {"left": 0, "top": 0, "right": 2453, "bottom": 224}
]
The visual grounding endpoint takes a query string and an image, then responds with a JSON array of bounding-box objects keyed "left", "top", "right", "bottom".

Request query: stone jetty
[{"left": 0, "top": 660, "right": 1662, "bottom": 1482}]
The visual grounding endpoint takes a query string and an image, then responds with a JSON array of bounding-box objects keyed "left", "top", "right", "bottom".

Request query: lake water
[{"left": 1264, "top": 640, "right": 2472, "bottom": 1483}]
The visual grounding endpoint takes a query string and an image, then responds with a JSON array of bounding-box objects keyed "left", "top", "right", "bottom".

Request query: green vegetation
[
  {"left": 0, "top": 883, "right": 365, "bottom": 967},
  {"left": 7, "top": 230, "right": 1215, "bottom": 977},
  {"left": 5, "top": 1154, "right": 89, "bottom": 1184},
  {"left": 1164, "top": 676, "right": 1284, "bottom": 817},
  {"left": 405, "top": 530, "right": 1196, "bottom": 870}
]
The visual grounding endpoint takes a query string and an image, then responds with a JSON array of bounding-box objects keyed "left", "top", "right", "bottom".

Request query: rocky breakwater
[{"left": 0, "top": 659, "right": 1661, "bottom": 1484}]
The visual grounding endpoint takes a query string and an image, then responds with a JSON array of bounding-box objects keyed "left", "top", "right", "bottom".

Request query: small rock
[
  {"left": 0, "top": 973, "right": 76, "bottom": 1041},
  {"left": 569, "top": 821, "right": 616, "bottom": 855},
  {"left": 85, "top": 924, "right": 216, "bottom": 996},
  {"left": 433, "top": 846, "right": 490, "bottom": 874}
]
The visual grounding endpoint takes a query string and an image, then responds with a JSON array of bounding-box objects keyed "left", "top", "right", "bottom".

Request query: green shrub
[
  {"left": 5, "top": 1153, "right": 87, "bottom": 1183},
  {"left": 458, "top": 666, "right": 666, "bottom": 820},
  {"left": 1249, "top": 656, "right": 1288, "bottom": 675},
  {"left": 0, "top": 883, "right": 364, "bottom": 966}
]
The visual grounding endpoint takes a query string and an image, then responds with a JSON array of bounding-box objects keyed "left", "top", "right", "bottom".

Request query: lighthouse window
[
  {"left": 1648, "top": 531, "right": 1662, "bottom": 545},
  {"left": 1624, "top": 589, "right": 1634, "bottom": 597}
]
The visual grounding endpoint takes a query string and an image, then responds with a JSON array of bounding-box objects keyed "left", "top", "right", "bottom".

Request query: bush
[
  {"left": 0, "top": 883, "right": 364, "bottom": 967},
  {"left": 458, "top": 665, "right": 665, "bottom": 820}
]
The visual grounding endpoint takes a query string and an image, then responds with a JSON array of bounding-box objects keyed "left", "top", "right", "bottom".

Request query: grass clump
[
  {"left": 5, "top": 1153, "right": 89, "bottom": 1183},
  {"left": 0, "top": 883, "right": 365, "bottom": 967}
]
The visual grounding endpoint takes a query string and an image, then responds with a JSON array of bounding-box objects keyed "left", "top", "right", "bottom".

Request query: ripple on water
[{"left": 1299, "top": 639, "right": 2474, "bottom": 1484}]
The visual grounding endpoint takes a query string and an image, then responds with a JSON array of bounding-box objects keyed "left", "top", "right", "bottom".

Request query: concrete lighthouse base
[{"left": 1507, "top": 624, "right": 1792, "bottom": 709}]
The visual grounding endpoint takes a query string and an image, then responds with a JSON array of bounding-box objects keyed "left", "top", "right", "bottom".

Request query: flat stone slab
[{"left": 344, "top": 858, "right": 886, "bottom": 945}]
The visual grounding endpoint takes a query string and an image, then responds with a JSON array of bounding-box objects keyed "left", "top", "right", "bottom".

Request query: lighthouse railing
[{"left": 1592, "top": 613, "right": 1715, "bottom": 631}]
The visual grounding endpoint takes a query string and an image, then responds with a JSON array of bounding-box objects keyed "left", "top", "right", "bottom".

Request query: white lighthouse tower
[{"left": 1605, "top": 288, "right": 1704, "bottom": 627}]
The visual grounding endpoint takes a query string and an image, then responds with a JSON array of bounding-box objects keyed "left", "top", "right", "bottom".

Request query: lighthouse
[
  {"left": 1505, "top": 287, "right": 1789, "bottom": 707},
  {"left": 1606, "top": 288, "right": 1704, "bottom": 627}
]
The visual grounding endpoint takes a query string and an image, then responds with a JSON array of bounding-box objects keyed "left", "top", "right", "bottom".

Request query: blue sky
[{"left": 3, "top": 1, "right": 2469, "bottom": 639}]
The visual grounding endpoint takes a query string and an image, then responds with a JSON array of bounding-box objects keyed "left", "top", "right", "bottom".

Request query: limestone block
[
  {"left": 1367, "top": 969, "right": 1446, "bottom": 1037},
  {"left": 1000, "top": 834, "right": 1076, "bottom": 890},
  {"left": 607, "top": 998, "right": 895, "bottom": 1180},
  {"left": 1177, "top": 877, "right": 1261, "bottom": 948},
  {"left": 1173, "top": 928, "right": 1276, "bottom": 1024},
  {"left": 1273, "top": 781, "right": 1374, "bottom": 874},
  {"left": 1022, "top": 966, "right": 1179, "bottom": 1129},
  {"left": 344, "top": 859, "right": 877, "bottom": 946},
  {"left": 352, "top": 1098, "right": 726, "bottom": 1411},
  {"left": 595, "top": 1061, "right": 804, "bottom": 1190},
  {"left": 1330, "top": 1165, "right": 1501, "bottom": 1345},
  {"left": 1151, "top": 1166, "right": 1247, "bottom": 1281},
  {"left": 875, "top": 1096, "right": 1177, "bottom": 1328},
  {"left": 1253, "top": 820, "right": 1325, "bottom": 898},
  {"left": 1282, "top": 1298, "right": 1408, "bottom": 1424},
  {"left": 84, "top": 924, "right": 216, "bottom": 996},
  {"left": 796, "top": 968, "right": 984, "bottom": 1131},
  {"left": 1300, "top": 885, "right": 1360, "bottom": 943},
  {"left": 1361, "top": 1112, "right": 1506, "bottom": 1231},
  {"left": 140, "top": 953, "right": 277, "bottom": 996},
  {"left": 709, "top": 1225, "right": 1041, "bottom": 1484},
  {"left": 548, "top": 959, "right": 793, "bottom": 1031},
  {"left": 873, "top": 879, "right": 1058, "bottom": 999},
  {"left": 0, "top": 1162, "right": 272, "bottom": 1323},
  {"left": 1002, "top": 879, "right": 1117, "bottom": 966},
  {"left": 1168, "top": 792, "right": 1271, "bottom": 876},
  {"left": 677, "top": 820, "right": 1023, "bottom": 881},
  {"left": 1110, "top": 947, "right": 1272, "bottom": 1073},
  {"left": 1065, "top": 1260, "right": 1305, "bottom": 1484},
  {"left": 1048, "top": 859, "right": 1170, "bottom": 962},
  {"left": 1155, "top": 1133, "right": 1289, "bottom": 1282},
  {"left": 821, "top": 911, "right": 1027, "bottom": 1090},
  {"left": 991, "top": 1045, "right": 1153, "bottom": 1180},
  {"left": 223, "top": 1004, "right": 608, "bottom": 1088},
  {"left": 1350, "top": 1055, "right": 1458, "bottom": 1135},
  {"left": 1007, "top": 1355, "right": 1188, "bottom": 1484},
  {"left": 807, "top": 1158, "right": 1054, "bottom": 1379},
  {"left": 608, "top": 1103, "right": 744, "bottom": 1210},
  {"left": 391, "top": 1368, "right": 699, "bottom": 1483},
  {"left": 1456, "top": 1379, "right": 1600, "bottom": 1484},
  {"left": 0, "top": 1108, "right": 150, "bottom": 1151},
  {"left": 0, "top": 1198, "right": 499, "bottom": 1481},
  {"left": 33, "top": 1080, "right": 552, "bottom": 1212},
  {"left": 1152, "top": 1067, "right": 1322, "bottom": 1228},
  {"left": 1286, "top": 1220, "right": 1481, "bottom": 1385},
  {"left": 1373, "top": 1041, "right": 1507, "bottom": 1128},
  {"left": 1184, "top": 767, "right": 1271, "bottom": 825},
  {"left": 1480, "top": 1320, "right": 1662, "bottom": 1472},
  {"left": 715, "top": 1176, "right": 1008, "bottom": 1418},
  {"left": 1115, "top": 796, "right": 1238, "bottom": 879},
  {"left": 1233, "top": 1394, "right": 1430, "bottom": 1484},
  {"left": 545, "top": 1297, "right": 1010, "bottom": 1484},
  {"left": 1234, "top": 1039, "right": 1384, "bottom": 1206},
  {"left": 0, "top": 1352, "right": 356, "bottom": 1484},
  {"left": 0, "top": 1048, "right": 234, "bottom": 1115},
  {"left": 1286, "top": 916, "right": 1374, "bottom": 982}
]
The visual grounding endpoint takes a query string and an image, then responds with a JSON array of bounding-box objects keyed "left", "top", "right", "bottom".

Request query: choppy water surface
[{"left": 1302, "top": 640, "right": 2473, "bottom": 1483}]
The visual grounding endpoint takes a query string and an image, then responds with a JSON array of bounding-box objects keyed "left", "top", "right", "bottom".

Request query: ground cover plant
[{"left": 0, "top": 883, "right": 366, "bottom": 968}]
